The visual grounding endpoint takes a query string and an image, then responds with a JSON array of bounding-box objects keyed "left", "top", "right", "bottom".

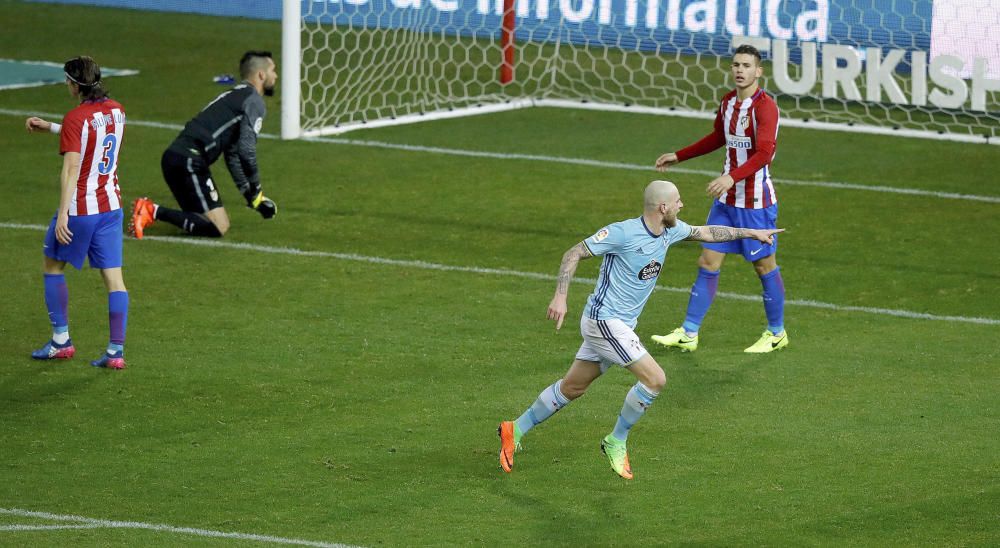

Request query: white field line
[
  {"left": 1, "top": 108, "right": 997, "bottom": 204},
  {"left": 0, "top": 60, "right": 139, "bottom": 91},
  {"left": 0, "top": 508, "right": 359, "bottom": 548},
  {"left": 0, "top": 524, "right": 103, "bottom": 531},
  {"left": 3, "top": 222, "right": 997, "bottom": 326},
  {"left": 0, "top": 108, "right": 184, "bottom": 132}
]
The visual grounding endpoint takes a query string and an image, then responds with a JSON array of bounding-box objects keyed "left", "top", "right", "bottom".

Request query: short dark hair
[
  {"left": 64, "top": 56, "right": 108, "bottom": 101},
  {"left": 240, "top": 51, "right": 273, "bottom": 80},
  {"left": 734, "top": 44, "right": 762, "bottom": 64}
]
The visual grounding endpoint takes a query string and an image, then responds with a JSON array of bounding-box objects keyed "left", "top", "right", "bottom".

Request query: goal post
[
  {"left": 281, "top": 0, "right": 1000, "bottom": 144},
  {"left": 500, "top": 0, "right": 516, "bottom": 85},
  {"left": 281, "top": 0, "right": 301, "bottom": 139}
]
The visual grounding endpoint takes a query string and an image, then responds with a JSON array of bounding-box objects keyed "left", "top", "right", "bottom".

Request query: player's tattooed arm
[
  {"left": 555, "top": 242, "right": 593, "bottom": 295},
  {"left": 687, "top": 226, "right": 784, "bottom": 244},
  {"left": 548, "top": 241, "right": 593, "bottom": 330},
  {"left": 686, "top": 225, "right": 748, "bottom": 242}
]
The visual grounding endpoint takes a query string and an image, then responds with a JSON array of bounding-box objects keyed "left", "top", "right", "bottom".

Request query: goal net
[{"left": 283, "top": 0, "right": 1000, "bottom": 144}]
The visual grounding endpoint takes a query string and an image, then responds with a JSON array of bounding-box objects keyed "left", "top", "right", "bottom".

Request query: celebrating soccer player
[
  {"left": 651, "top": 44, "right": 789, "bottom": 354},
  {"left": 129, "top": 51, "right": 278, "bottom": 239},
  {"left": 497, "top": 180, "right": 783, "bottom": 479},
  {"left": 25, "top": 56, "right": 130, "bottom": 369}
]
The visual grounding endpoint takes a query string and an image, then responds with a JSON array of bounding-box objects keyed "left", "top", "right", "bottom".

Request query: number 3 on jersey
[{"left": 98, "top": 134, "right": 118, "bottom": 175}]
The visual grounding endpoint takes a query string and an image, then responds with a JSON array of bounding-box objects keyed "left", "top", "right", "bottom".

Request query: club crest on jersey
[
  {"left": 738, "top": 115, "right": 750, "bottom": 129},
  {"left": 638, "top": 260, "right": 661, "bottom": 281},
  {"left": 592, "top": 228, "right": 610, "bottom": 243}
]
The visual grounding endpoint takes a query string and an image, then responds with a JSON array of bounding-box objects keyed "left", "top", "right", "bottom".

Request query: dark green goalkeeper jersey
[{"left": 168, "top": 83, "right": 266, "bottom": 203}]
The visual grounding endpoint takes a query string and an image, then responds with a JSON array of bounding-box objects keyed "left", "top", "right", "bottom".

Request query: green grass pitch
[{"left": 1, "top": 0, "right": 998, "bottom": 545}]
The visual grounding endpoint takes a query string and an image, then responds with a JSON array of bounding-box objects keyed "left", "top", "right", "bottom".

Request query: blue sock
[
  {"left": 611, "top": 382, "right": 659, "bottom": 441},
  {"left": 108, "top": 291, "right": 129, "bottom": 352},
  {"left": 682, "top": 268, "right": 720, "bottom": 334},
  {"left": 514, "top": 380, "right": 571, "bottom": 440},
  {"left": 43, "top": 273, "right": 69, "bottom": 342},
  {"left": 760, "top": 267, "right": 785, "bottom": 334}
]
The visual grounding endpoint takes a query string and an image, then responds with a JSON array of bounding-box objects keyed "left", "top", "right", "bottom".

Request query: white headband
[{"left": 65, "top": 71, "right": 99, "bottom": 86}]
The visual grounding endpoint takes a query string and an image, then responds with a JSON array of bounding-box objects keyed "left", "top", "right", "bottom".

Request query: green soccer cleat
[
  {"left": 650, "top": 327, "right": 698, "bottom": 352},
  {"left": 744, "top": 330, "right": 789, "bottom": 353},
  {"left": 601, "top": 435, "right": 633, "bottom": 480}
]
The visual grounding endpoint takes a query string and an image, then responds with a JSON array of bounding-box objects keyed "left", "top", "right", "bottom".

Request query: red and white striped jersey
[
  {"left": 59, "top": 98, "right": 126, "bottom": 216},
  {"left": 677, "top": 88, "right": 779, "bottom": 209}
]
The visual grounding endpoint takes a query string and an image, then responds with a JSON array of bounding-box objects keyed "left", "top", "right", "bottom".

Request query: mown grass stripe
[
  {"left": 2, "top": 108, "right": 996, "bottom": 204},
  {"left": 4, "top": 221, "right": 995, "bottom": 326}
]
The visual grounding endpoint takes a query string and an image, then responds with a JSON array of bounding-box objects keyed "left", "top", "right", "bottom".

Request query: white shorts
[{"left": 575, "top": 316, "right": 648, "bottom": 372}]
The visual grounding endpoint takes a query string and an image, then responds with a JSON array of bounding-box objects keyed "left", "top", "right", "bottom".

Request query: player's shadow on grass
[
  {"left": 488, "top": 459, "right": 645, "bottom": 544},
  {"left": 650, "top": 348, "right": 765, "bottom": 411},
  {"left": 2, "top": 361, "right": 104, "bottom": 409}
]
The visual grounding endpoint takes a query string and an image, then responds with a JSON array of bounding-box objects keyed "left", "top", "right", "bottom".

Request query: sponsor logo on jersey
[
  {"left": 592, "top": 228, "right": 610, "bottom": 243},
  {"left": 638, "top": 260, "right": 661, "bottom": 280},
  {"left": 727, "top": 135, "right": 752, "bottom": 149}
]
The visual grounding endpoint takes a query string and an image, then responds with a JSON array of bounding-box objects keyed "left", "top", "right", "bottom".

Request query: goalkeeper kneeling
[{"left": 129, "top": 50, "right": 278, "bottom": 239}]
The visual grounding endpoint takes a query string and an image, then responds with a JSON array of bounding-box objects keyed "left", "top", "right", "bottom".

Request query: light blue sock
[
  {"left": 611, "top": 382, "right": 659, "bottom": 441},
  {"left": 52, "top": 326, "right": 70, "bottom": 346},
  {"left": 514, "top": 380, "right": 571, "bottom": 440}
]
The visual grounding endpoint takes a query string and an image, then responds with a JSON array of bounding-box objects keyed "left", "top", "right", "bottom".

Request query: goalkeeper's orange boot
[
  {"left": 498, "top": 421, "right": 516, "bottom": 473},
  {"left": 129, "top": 197, "right": 156, "bottom": 239}
]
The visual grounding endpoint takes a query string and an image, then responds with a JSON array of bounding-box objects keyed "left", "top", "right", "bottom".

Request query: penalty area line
[
  {"left": 2, "top": 221, "right": 997, "bottom": 326},
  {"left": 0, "top": 508, "right": 359, "bottom": 548}
]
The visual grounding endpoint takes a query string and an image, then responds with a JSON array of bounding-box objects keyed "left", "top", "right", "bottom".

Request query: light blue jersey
[{"left": 582, "top": 217, "right": 692, "bottom": 327}]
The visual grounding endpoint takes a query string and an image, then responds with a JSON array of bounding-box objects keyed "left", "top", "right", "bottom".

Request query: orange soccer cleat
[
  {"left": 497, "top": 421, "right": 516, "bottom": 473},
  {"left": 129, "top": 197, "right": 156, "bottom": 239}
]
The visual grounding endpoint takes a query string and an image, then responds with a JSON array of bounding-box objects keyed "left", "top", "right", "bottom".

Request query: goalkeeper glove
[{"left": 250, "top": 191, "right": 277, "bottom": 219}]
